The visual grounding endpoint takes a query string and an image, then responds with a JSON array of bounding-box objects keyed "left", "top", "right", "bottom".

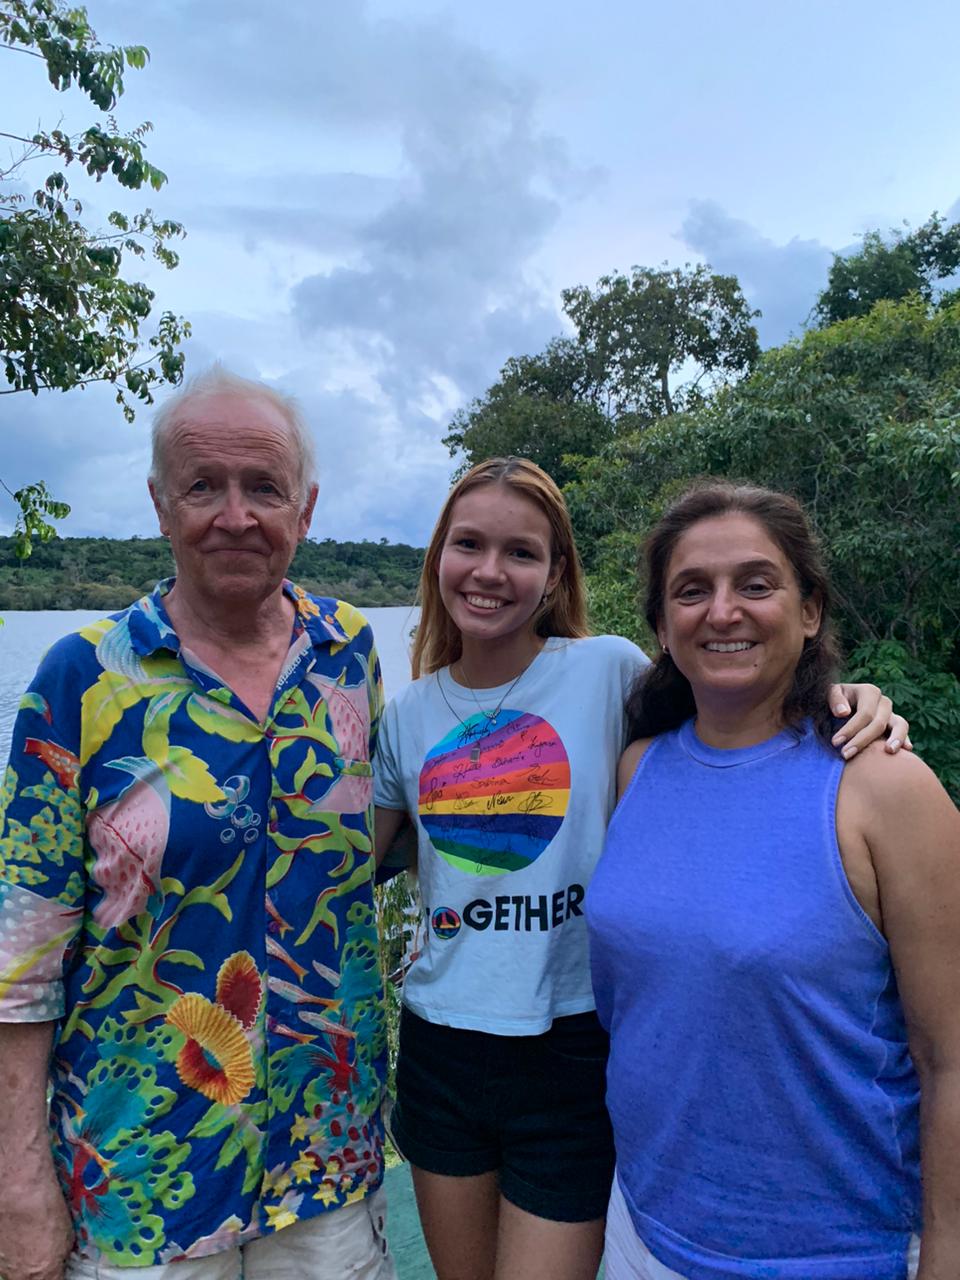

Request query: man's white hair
[{"left": 150, "top": 365, "right": 318, "bottom": 510}]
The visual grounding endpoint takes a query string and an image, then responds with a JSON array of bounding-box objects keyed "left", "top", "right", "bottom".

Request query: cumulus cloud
[
  {"left": 3, "top": 0, "right": 581, "bottom": 545},
  {"left": 283, "top": 4, "right": 575, "bottom": 407},
  {"left": 678, "top": 200, "right": 835, "bottom": 346},
  {"left": 680, "top": 197, "right": 960, "bottom": 348}
]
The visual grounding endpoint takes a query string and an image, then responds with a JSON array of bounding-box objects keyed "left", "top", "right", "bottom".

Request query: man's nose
[{"left": 212, "top": 485, "right": 258, "bottom": 534}]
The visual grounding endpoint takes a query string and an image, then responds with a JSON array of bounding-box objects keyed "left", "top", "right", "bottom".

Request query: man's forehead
[
  {"left": 171, "top": 390, "right": 289, "bottom": 433},
  {"left": 167, "top": 394, "right": 298, "bottom": 457}
]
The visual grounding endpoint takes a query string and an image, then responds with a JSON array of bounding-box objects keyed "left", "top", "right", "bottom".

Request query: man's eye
[{"left": 188, "top": 479, "right": 209, "bottom": 493}]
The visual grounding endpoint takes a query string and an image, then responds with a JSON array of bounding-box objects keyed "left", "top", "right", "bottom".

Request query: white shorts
[
  {"left": 604, "top": 1172, "right": 920, "bottom": 1280},
  {"left": 65, "top": 1187, "right": 397, "bottom": 1280}
]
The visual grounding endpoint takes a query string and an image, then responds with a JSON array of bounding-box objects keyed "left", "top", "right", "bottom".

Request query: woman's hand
[{"left": 828, "top": 683, "right": 912, "bottom": 759}]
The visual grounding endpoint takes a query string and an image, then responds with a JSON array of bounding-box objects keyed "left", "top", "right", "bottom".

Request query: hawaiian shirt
[{"left": 0, "top": 580, "right": 386, "bottom": 1265}]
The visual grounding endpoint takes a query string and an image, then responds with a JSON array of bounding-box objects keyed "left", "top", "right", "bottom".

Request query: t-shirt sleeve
[
  {"left": 373, "top": 694, "right": 408, "bottom": 812},
  {"left": 0, "top": 642, "right": 87, "bottom": 1023},
  {"left": 364, "top": 629, "right": 385, "bottom": 762},
  {"left": 622, "top": 637, "right": 650, "bottom": 696},
  {"left": 373, "top": 694, "right": 416, "bottom": 881},
  {"left": 595, "top": 634, "right": 650, "bottom": 699}
]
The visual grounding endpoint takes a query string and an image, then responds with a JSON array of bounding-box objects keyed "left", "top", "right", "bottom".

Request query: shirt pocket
[{"left": 313, "top": 757, "right": 374, "bottom": 816}]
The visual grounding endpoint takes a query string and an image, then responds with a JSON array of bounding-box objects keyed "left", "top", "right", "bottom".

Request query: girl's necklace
[{"left": 438, "top": 651, "right": 539, "bottom": 763}]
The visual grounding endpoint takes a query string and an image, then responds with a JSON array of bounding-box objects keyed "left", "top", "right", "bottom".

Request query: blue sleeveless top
[{"left": 586, "top": 719, "right": 921, "bottom": 1280}]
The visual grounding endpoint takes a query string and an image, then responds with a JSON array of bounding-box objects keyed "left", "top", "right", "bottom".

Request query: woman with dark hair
[{"left": 585, "top": 481, "right": 960, "bottom": 1280}]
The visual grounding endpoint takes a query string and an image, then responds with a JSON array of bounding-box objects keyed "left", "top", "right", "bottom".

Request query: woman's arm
[
  {"left": 848, "top": 749, "right": 960, "bottom": 1278},
  {"left": 829, "top": 683, "right": 911, "bottom": 758},
  {"left": 617, "top": 738, "right": 654, "bottom": 800}
]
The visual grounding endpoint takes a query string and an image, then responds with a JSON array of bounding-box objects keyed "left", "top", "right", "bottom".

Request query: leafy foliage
[
  {"left": 569, "top": 295, "right": 960, "bottom": 797},
  {"left": 844, "top": 640, "right": 960, "bottom": 802},
  {"left": 446, "top": 266, "right": 760, "bottom": 474},
  {"left": 562, "top": 264, "right": 761, "bottom": 419},
  {"left": 814, "top": 212, "right": 960, "bottom": 326},
  {"left": 1, "top": 479, "right": 70, "bottom": 558},
  {"left": 443, "top": 340, "right": 617, "bottom": 486},
  {"left": 1, "top": 0, "right": 189, "bottom": 550}
]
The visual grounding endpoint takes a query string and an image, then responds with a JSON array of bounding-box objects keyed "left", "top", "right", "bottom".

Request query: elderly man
[{"left": 0, "top": 369, "right": 396, "bottom": 1279}]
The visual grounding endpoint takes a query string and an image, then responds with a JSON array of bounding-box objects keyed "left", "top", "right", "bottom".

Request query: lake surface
[{"left": 0, "top": 605, "right": 419, "bottom": 768}]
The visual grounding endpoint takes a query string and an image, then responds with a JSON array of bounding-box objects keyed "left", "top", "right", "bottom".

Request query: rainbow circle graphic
[
  {"left": 431, "top": 907, "right": 462, "bottom": 940},
  {"left": 419, "top": 710, "right": 570, "bottom": 876}
]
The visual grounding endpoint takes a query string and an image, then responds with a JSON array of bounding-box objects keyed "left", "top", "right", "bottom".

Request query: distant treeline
[{"left": 0, "top": 536, "right": 425, "bottom": 611}]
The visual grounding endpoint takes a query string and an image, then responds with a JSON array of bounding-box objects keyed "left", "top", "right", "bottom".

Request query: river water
[{"left": 0, "top": 605, "right": 419, "bottom": 768}]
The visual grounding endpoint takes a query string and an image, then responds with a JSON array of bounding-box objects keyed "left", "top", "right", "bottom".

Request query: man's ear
[
  {"left": 148, "top": 479, "right": 170, "bottom": 537},
  {"left": 298, "top": 483, "right": 319, "bottom": 540}
]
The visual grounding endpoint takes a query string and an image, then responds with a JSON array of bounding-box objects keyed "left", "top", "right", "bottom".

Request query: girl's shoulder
[
  {"left": 546, "top": 633, "right": 649, "bottom": 674},
  {"left": 384, "top": 669, "right": 439, "bottom": 712}
]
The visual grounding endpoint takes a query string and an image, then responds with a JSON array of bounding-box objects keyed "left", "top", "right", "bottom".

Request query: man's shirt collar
[{"left": 128, "top": 578, "right": 352, "bottom": 658}]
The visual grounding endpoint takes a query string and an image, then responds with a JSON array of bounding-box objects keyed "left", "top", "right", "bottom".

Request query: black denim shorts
[{"left": 390, "top": 1005, "right": 615, "bottom": 1223}]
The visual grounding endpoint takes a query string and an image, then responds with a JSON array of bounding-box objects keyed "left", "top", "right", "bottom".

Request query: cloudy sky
[{"left": 3, "top": 0, "right": 959, "bottom": 545}]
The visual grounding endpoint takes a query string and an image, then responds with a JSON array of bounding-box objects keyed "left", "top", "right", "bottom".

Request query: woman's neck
[
  {"left": 691, "top": 686, "right": 790, "bottom": 749},
  {"left": 454, "top": 631, "right": 547, "bottom": 689}
]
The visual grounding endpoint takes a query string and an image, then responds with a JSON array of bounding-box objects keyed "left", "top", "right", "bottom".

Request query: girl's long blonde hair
[{"left": 411, "top": 457, "right": 590, "bottom": 678}]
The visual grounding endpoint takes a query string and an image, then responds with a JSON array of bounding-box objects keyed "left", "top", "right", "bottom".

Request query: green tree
[
  {"left": 562, "top": 264, "right": 761, "bottom": 419},
  {"left": 0, "top": 0, "right": 189, "bottom": 552},
  {"left": 443, "top": 340, "right": 616, "bottom": 486},
  {"left": 814, "top": 212, "right": 960, "bottom": 326},
  {"left": 570, "top": 295, "right": 960, "bottom": 797},
  {"left": 445, "top": 265, "right": 760, "bottom": 477}
]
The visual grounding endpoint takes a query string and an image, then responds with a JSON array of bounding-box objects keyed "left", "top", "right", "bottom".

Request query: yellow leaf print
[
  {"left": 80, "top": 672, "right": 149, "bottom": 766},
  {"left": 186, "top": 694, "right": 264, "bottom": 744},
  {"left": 333, "top": 600, "right": 367, "bottom": 642},
  {"left": 78, "top": 618, "right": 117, "bottom": 646},
  {"left": 265, "top": 1205, "right": 299, "bottom": 1232},
  {"left": 142, "top": 691, "right": 189, "bottom": 767},
  {"left": 81, "top": 666, "right": 193, "bottom": 766},
  {"left": 164, "top": 748, "right": 226, "bottom": 803}
]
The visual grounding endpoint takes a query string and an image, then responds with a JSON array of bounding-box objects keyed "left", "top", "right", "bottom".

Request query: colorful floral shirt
[{"left": 0, "top": 580, "right": 386, "bottom": 1266}]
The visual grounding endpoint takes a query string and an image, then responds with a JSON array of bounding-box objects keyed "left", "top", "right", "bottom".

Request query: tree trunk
[{"left": 659, "top": 364, "right": 674, "bottom": 416}]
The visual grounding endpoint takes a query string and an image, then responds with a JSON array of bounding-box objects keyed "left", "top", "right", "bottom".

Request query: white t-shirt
[{"left": 375, "top": 634, "right": 648, "bottom": 1034}]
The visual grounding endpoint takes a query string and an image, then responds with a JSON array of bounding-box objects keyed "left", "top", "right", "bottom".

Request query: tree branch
[
  {"left": 0, "top": 129, "right": 37, "bottom": 146},
  {"left": 0, "top": 42, "right": 46, "bottom": 60},
  {"left": 0, "top": 350, "right": 168, "bottom": 396},
  {"left": 831, "top": 583, "right": 880, "bottom": 643}
]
